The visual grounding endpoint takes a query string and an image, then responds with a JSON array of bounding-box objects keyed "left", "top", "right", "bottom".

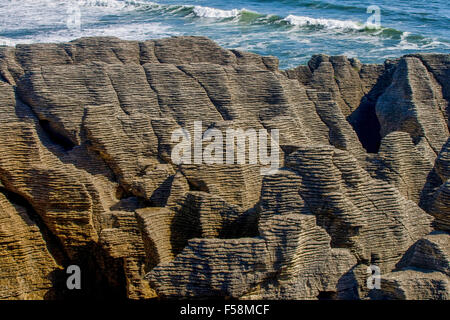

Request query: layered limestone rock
[
  {"left": 427, "top": 138, "right": 450, "bottom": 231},
  {"left": 371, "top": 233, "right": 450, "bottom": 299},
  {"left": 0, "top": 192, "right": 62, "bottom": 299},
  {"left": 365, "top": 131, "right": 434, "bottom": 204},
  {"left": 375, "top": 56, "right": 448, "bottom": 155},
  {"left": 0, "top": 36, "right": 448, "bottom": 300}
]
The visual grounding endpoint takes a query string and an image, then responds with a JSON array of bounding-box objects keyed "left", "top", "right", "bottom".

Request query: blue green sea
[{"left": 0, "top": 0, "right": 449, "bottom": 68}]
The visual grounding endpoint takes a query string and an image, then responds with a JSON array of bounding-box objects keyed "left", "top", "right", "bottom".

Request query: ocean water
[{"left": 0, "top": 0, "right": 449, "bottom": 68}]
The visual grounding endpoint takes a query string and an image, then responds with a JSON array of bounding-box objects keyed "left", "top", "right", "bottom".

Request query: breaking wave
[
  {"left": 283, "top": 14, "right": 364, "bottom": 30},
  {"left": 65, "top": 0, "right": 441, "bottom": 41},
  {"left": 1, "top": 0, "right": 448, "bottom": 68}
]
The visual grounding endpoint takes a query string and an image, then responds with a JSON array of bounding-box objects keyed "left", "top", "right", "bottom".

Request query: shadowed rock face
[{"left": 0, "top": 36, "right": 448, "bottom": 300}]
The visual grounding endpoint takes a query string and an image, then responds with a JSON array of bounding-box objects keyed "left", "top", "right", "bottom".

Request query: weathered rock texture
[{"left": 0, "top": 36, "right": 448, "bottom": 300}]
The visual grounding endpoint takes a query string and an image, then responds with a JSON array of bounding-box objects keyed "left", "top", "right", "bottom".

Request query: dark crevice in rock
[
  {"left": 348, "top": 62, "right": 397, "bottom": 153},
  {"left": 104, "top": 71, "right": 130, "bottom": 116},
  {"left": 169, "top": 194, "right": 260, "bottom": 257},
  {"left": 170, "top": 206, "right": 202, "bottom": 257},
  {"left": 61, "top": 45, "right": 74, "bottom": 64},
  {"left": 110, "top": 196, "right": 142, "bottom": 212},
  {"left": 317, "top": 291, "right": 337, "bottom": 300},
  {"left": 46, "top": 242, "right": 128, "bottom": 300},
  {"left": 152, "top": 42, "right": 165, "bottom": 65},
  {"left": 230, "top": 49, "right": 244, "bottom": 60},
  {"left": 79, "top": 109, "right": 129, "bottom": 193},
  {"left": 186, "top": 178, "right": 210, "bottom": 193},
  {"left": 138, "top": 42, "right": 153, "bottom": 65},
  {"left": 224, "top": 204, "right": 261, "bottom": 239},
  {"left": 336, "top": 264, "right": 361, "bottom": 300},
  {"left": 38, "top": 119, "right": 76, "bottom": 151},
  {"left": 304, "top": 89, "right": 335, "bottom": 143},
  {"left": 0, "top": 186, "right": 128, "bottom": 300},
  {"left": 419, "top": 168, "right": 444, "bottom": 213},
  {"left": 14, "top": 90, "right": 76, "bottom": 153},
  {"left": 147, "top": 175, "right": 175, "bottom": 207},
  {"left": 110, "top": 48, "right": 126, "bottom": 64},
  {"left": 0, "top": 71, "right": 8, "bottom": 84},
  {"left": 115, "top": 185, "right": 133, "bottom": 201},
  {"left": 142, "top": 67, "right": 165, "bottom": 117},
  {"left": 0, "top": 184, "right": 127, "bottom": 300},
  {"left": 347, "top": 98, "right": 381, "bottom": 153}
]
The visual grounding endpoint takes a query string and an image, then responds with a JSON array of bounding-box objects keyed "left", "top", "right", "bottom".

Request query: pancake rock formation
[{"left": 0, "top": 36, "right": 448, "bottom": 300}]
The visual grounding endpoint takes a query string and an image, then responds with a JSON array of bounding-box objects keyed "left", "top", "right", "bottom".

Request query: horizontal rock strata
[{"left": 0, "top": 36, "right": 448, "bottom": 300}]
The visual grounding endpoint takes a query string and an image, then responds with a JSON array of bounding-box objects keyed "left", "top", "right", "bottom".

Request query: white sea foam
[
  {"left": 284, "top": 14, "right": 364, "bottom": 30},
  {"left": 77, "top": 0, "right": 150, "bottom": 9},
  {"left": 192, "top": 6, "right": 247, "bottom": 19},
  {"left": 2, "top": 0, "right": 148, "bottom": 10},
  {"left": 80, "top": 21, "right": 177, "bottom": 38},
  {"left": 0, "top": 22, "right": 177, "bottom": 46},
  {"left": 0, "top": 37, "right": 15, "bottom": 47}
]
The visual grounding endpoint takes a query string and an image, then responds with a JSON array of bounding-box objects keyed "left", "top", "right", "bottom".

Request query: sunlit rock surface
[{"left": 0, "top": 37, "right": 448, "bottom": 300}]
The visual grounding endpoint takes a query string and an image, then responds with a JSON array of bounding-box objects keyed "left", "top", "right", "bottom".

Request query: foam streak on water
[
  {"left": 283, "top": 15, "right": 364, "bottom": 30},
  {"left": 0, "top": 0, "right": 448, "bottom": 68}
]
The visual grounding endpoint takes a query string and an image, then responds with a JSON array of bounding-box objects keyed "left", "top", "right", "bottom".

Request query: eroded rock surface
[{"left": 0, "top": 36, "right": 448, "bottom": 300}]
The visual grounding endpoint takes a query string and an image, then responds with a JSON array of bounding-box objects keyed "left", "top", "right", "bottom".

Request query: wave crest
[
  {"left": 192, "top": 6, "right": 244, "bottom": 18},
  {"left": 65, "top": 0, "right": 435, "bottom": 44},
  {"left": 283, "top": 14, "right": 364, "bottom": 30}
]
